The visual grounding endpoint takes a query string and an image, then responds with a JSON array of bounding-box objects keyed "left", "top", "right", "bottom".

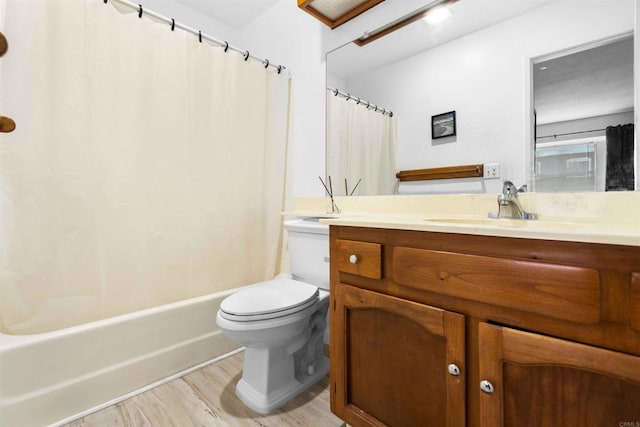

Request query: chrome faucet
[{"left": 491, "top": 180, "right": 537, "bottom": 220}]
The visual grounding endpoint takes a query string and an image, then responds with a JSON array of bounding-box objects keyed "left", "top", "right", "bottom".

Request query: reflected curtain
[
  {"left": 0, "top": 0, "right": 292, "bottom": 333},
  {"left": 605, "top": 123, "right": 634, "bottom": 191},
  {"left": 326, "top": 92, "right": 397, "bottom": 196}
]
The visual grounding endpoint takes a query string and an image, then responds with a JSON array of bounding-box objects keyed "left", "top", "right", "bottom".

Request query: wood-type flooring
[{"left": 66, "top": 350, "right": 344, "bottom": 427}]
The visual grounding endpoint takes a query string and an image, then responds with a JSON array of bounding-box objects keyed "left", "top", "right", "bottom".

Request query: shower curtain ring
[
  {"left": 277, "top": 65, "right": 282, "bottom": 74},
  {"left": 346, "top": 93, "right": 351, "bottom": 101},
  {"left": 356, "top": 97, "right": 361, "bottom": 105},
  {"left": 244, "top": 51, "right": 250, "bottom": 61},
  {"left": 171, "top": 18, "right": 175, "bottom": 31},
  {"left": 264, "top": 59, "right": 270, "bottom": 69},
  {"left": 224, "top": 41, "right": 229, "bottom": 52},
  {"left": 138, "top": 4, "right": 143, "bottom": 18},
  {"left": 198, "top": 31, "right": 202, "bottom": 43},
  {"left": 333, "top": 89, "right": 338, "bottom": 96},
  {"left": 103, "top": 0, "right": 107, "bottom": 3},
  {"left": 390, "top": 111, "right": 394, "bottom": 117}
]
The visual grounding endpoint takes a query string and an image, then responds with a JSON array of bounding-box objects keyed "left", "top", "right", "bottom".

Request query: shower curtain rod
[
  {"left": 104, "top": 0, "right": 287, "bottom": 74},
  {"left": 327, "top": 87, "right": 393, "bottom": 117},
  {"left": 536, "top": 128, "right": 606, "bottom": 140}
]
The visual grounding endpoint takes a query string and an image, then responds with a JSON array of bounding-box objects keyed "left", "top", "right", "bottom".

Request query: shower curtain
[
  {"left": 605, "top": 123, "right": 635, "bottom": 191},
  {"left": 326, "top": 92, "right": 398, "bottom": 196},
  {"left": 0, "top": 0, "right": 292, "bottom": 333}
]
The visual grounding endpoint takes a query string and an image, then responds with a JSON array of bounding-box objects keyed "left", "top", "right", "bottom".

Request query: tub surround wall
[{"left": 287, "top": 192, "right": 640, "bottom": 246}]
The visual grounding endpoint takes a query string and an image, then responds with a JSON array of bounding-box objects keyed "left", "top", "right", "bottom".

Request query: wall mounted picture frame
[{"left": 431, "top": 110, "right": 456, "bottom": 139}]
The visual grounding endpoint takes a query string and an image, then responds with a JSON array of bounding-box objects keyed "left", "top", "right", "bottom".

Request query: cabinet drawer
[
  {"left": 392, "top": 247, "right": 600, "bottom": 324},
  {"left": 335, "top": 239, "right": 382, "bottom": 280}
]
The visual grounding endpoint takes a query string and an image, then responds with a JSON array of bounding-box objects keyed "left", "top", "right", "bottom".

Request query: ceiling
[
  {"left": 534, "top": 36, "right": 634, "bottom": 125},
  {"left": 174, "top": 0, "right": 278, "bottom": 29},
  {"left": 298, "top": 0, "right": 386, "bottom": 29}
]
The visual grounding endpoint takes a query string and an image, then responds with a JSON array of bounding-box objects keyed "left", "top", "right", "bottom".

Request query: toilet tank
[{"left": 284, "top": 218, "right": 329, "bottom": 290}]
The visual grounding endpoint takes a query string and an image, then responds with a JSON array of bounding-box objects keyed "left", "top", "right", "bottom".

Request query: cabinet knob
[
  {"left": 349, "top": 254, "right": 358, "bottom": 264},
  {"left": 447, "top": 364, "right": 461, "bottom": 376},
  {"left": 0, "top": 116, "right": 16, "bottom": 133},
  {"left": 480, "top": 380, "right": 494, "bottom": 394},
  {"left": 0, "top": 32, "right": 7, "bottom": 57}
]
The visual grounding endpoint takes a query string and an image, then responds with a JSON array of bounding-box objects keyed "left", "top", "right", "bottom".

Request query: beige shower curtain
[
  {"left": 0, "top": 0, "right": 292, "bottom": 334},
  {"left": 326, "top": 92, "right": 398, "bottom": 196}
]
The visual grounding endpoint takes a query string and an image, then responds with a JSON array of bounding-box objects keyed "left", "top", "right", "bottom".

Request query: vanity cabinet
[
  {"left": 478, "top": 322, "right": 640, "bottom": 426},
  {"left": 332, "top": 283, "right": 466, "bottom": 426},
  {"left": 329, "top": 226, "right": 640, "bottom": 427}
]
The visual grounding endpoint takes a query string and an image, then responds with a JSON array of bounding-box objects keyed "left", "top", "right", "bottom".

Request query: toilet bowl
[{"left": 216, "top": 219, "right": 330, "bottom": 414}]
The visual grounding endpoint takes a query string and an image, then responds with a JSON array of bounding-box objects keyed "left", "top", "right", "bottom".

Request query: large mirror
[{"left": 326, "top": 0, "right": 636, "bottom": 195}]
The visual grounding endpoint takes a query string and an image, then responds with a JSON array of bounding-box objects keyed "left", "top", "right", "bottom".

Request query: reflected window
[{"left": 535, "top": 139, "right": 603, "bottom": 192}]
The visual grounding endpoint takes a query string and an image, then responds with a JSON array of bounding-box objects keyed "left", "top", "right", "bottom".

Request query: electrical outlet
[{"left": 484, "top": 162, "right": 501, "bottom": 179}]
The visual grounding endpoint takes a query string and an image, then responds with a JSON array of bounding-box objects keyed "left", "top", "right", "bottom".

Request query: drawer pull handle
[
  {"left": 447, "top": 364, "right": 460, "bottom": 376},
  {"left": 349, "top": 254, "right": 359, "bottom": 264},
  {"left": 480, "top": 380, "right": 494, "bottom": 394}
]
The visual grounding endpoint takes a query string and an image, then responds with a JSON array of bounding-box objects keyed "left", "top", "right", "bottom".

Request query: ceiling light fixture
[
  {"left": 298, "top": 0, "right": 385, "bottom": 29},
  {"left": 354, "top": 0, "right": 458, "bottom": 47},
  {"left": 423, "top": 5, "right": 453, "bottom": 25}
]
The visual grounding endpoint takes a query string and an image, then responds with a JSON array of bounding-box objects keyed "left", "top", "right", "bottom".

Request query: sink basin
[{"left": 424, "top": 217, "right": 583, "bottom": 229}]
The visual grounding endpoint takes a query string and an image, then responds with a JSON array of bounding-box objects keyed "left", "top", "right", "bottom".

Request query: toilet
[{"left": 216, "top": 218, "right": 330, "bottom": 414}]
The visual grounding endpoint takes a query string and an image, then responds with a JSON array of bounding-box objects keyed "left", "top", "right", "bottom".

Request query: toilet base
[
  {"left": 219, "top": 290, "right": 331, "bottom": 414},
  {"left": 235, "top": 355, "right": 329, "bottom": 414}
]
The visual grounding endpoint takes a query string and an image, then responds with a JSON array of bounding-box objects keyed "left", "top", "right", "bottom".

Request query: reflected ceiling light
[
  {"left": 423, "top": 5, "right": 453, "bottom": 25},
  {"left": 354, "top": 0, "right": 459, "bottom": 47}
]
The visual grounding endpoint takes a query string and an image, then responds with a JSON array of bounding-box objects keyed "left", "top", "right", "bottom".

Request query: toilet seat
[{"left": 219, "top": 279, "right": 319, "bottom": 322}]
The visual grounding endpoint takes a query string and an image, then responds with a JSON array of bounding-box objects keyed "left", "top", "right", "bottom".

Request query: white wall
[
  {"left": 343, "top": 0, "right": 635, "bottom": 194},
  {"left": 237, "top": 1, "right": 326, "bottom": 198},
  {"left": 326, "top": 73, "right": 346, "bottom": 91}
]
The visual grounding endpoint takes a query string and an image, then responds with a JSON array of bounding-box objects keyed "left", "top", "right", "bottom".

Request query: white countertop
[
  {"left": 320, "top": 214, "right": 640, "bottom": 246},
  {"left": 285, "top": 193, "right": 640, "bottom": 247}
]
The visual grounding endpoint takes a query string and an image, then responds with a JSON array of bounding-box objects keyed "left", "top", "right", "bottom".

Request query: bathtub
[{"left": 0, "top": 288, "right": 242, "bottom": 427}]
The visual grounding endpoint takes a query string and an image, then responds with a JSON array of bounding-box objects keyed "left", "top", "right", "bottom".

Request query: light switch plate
[{"left": 484, "top": 163, "right": 500, "bottom": 179}]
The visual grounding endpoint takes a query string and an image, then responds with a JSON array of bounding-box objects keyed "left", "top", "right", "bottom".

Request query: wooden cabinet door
[
  {"left": 479, "top": 322, "right": 640, "bottom": 427},
  {"left": 330, "top": 283, "right": 466, "bottom": 427}
]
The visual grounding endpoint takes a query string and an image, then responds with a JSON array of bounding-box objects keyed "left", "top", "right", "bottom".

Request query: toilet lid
[{"left": 219, "top": 279, "right": 319, "bottom": 321}]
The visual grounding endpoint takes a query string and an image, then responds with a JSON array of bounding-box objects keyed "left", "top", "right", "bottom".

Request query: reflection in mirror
[
  {"left": 533, "top": 36, "right": 634, "bottom": 192},
  {"left": 326, "top": 88, "right": 398, "bottom": 196},
  {"left": 326, "top": 0, "right": 636, "bottom": 195}
]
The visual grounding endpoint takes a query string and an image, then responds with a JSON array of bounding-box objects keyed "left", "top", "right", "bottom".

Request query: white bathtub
[{"left": 0, "top": 288, "right": 241, "bottom": 426}]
